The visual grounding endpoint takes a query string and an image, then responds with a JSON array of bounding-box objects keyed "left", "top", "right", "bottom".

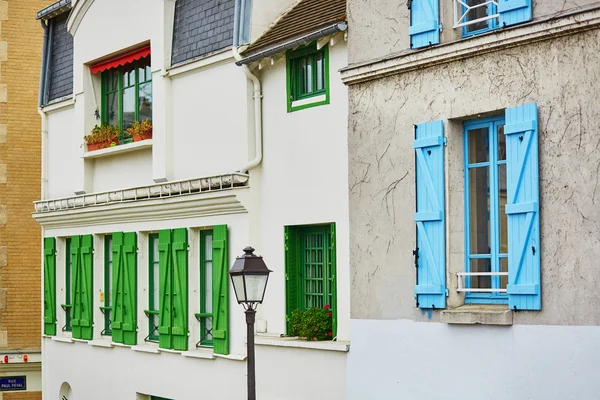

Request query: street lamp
[{"left": 229, "top": 246, "right": 272, "bottom": 400}]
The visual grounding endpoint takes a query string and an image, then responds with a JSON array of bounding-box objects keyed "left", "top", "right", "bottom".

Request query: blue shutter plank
[
  {"left": 409, "top": 0, "right": 440, "bottom": 49},
  {"left": 498, "top": 0, "right": 532, "bottom": 27},
  {"left": 414, "top": 120, "right": 446, "bottom": 309},
  {"left": 505, "top": 103, "right": 541, "bottom": 310}
]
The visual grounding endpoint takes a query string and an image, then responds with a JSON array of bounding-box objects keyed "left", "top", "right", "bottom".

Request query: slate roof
[{"left": 243, "top": 0, "right": 346, "bottom": 55}]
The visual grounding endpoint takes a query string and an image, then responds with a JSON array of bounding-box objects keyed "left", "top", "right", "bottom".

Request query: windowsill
[
  {"left": 111, "top": 342, "right": 131, "bottom": 348},
  {"left": 51, "top": 336, "right": 74, "bottom": 344},
  {"left": 71, "top": 338, "right": 89, "bottom": 343},
  {"left": 132, "top": 344, "right": 160, "bottom": 354},
  {"left": 181, "top": 349, "right": 215, "bottom": 360},
  {"left": 289, "top": 94, "right": 329, "bottom": 112},
  {"left": 89, "top": 339, "right": 114, "bottom": 348},
  {"left": 255, "top": 335, "right": 350, "bottom": 352},
  {"left": 440, "top": 305, "right": 513, "bottom": 326},
  {"left": 214, "top": 353, "right": 246, "bottom": 361},
  {"left": 82, "top": 139, "right": 152, "bottom": 159},
  {"left": 158, "top": 348, "right": 181, "bottom": 355}
]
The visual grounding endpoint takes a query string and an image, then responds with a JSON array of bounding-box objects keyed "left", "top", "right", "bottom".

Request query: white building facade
[{"left": 35, "top": 0, "right": 349, "bottom": 399}]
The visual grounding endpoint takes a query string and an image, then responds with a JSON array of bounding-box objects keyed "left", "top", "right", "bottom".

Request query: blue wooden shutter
[
  {"left": 505, "top": 103, "right": 541, "bottom": 310},
  {"left": 409, "top": 0, "right": 440, "bottom": 49},
  {"left": 498, "top": 0, "right": 532, "bottom": 27},
  {"left": 414, "top": 120, "right": 446, "bottom": 309}
]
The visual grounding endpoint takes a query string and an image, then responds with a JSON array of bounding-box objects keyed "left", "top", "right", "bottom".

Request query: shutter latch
[
  {"left": 413, "top": 247, "right": 419, "bottom": 268},
  {"left": 407, "top": 0, "right": 412, "bottom": 10}
]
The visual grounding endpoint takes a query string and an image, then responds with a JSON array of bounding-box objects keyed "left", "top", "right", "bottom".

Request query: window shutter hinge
[
  {"left": 444, "top": 137, "right": 448, "bottom": 147},
  {"left": 407, "top": 0, "right": 412, "bottom": 10},
  {"left": 413, "top": 247, "right": 419, "bottom": 268},
  {"left": 446, "top": 289, "right": 449, "bottom": 297},
  {"left": 439, "top": 24, "right": 443, "bottom": 33}
]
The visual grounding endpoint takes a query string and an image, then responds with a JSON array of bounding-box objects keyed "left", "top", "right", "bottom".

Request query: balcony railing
[{"left": 453, "top": 0, "right": 499, "bottom": 29}]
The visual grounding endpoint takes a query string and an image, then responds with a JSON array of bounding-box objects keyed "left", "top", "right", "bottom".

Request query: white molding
[
  {"left": 213, "top": 353, "right": 246, "bottom": 361},
  {"left": 41, "top": 97, "right": 75, "bottom": 113},
  {"left": 166, "top": 48, "right": 234, "bottom": 78},
  {"left": 67, "top": 0, "right": 94, "bottom": 35},
  {"left": 340, "top": 7, "right": 600, "bottom": 85},
  {"left": 82, "top": 140, "right": 153, "bottom": 159},
  {"left": 51, "top": 336, "right": 74, "bottom": 344},
  {"left": 32, "top": 190, "right": 249, "bottom": 229},
  {"left": 255, "top": 336, "right": 350, "bottom": 352},
  {"left": 131, "top": 345, "right": 160, "bottom": 354},
  {"left": 88, "top": 339, "right": 114, "bottom": 348},
  {"left": 181, "top": 350, "right": 216, "bottom": 360}
]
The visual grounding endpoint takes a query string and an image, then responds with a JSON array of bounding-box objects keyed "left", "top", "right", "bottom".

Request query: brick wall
[
  {"left": 0, "top": 0, "right": 52, "bottom": 381},
  {"left": 4, "top": 392, "right": 42, "bottom": 400}
]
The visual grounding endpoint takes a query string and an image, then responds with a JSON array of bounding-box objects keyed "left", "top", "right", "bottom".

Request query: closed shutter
[
  {"left": 498, "top": 0, "right": 532, "bottom": 27},
  {"left": 43, "top": 237, "right": 57, "bottom": 336},
  {"left": 212, "top": 225, "right": 229, "bottom": 355},
  {"left": 171, "top": 228, "right": 188, "bottom": 351},
  {"left": 71, "top": 236, "right": 82, "bottom": 336},
  {"left": 284, "top": 226, "right": 301, "bottom": 333},
  {"left": 409, "top": 0, "right": 440, "bottom": 49},
  {"left": 413, "top": 120, "right": 446, "bottom": 309},
  {"left": 112, "top": 232, "right": 137, "bottom": 345},
  {"left": 158, "top": 229, "right": 173, "bottom": 349},
  {"left": 329, "top": 223, "right": 337, "bottom": 337},
  {"left": 505, "top": 103, "right": 541, "bottom": 310},
  {"left": 80, "top": 235, "right": 94, "bottom": 340}
]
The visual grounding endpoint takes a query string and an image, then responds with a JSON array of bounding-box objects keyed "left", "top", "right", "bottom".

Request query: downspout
[
  {"left": 38, "top": 19, "right": 50, "bottom": 201},
  {"left": 233, "top": 0, "right": 262, "bottom": 173}
]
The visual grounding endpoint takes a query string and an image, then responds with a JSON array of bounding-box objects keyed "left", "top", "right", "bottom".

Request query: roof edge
[
  {"left": 236, "top": 21, "right": 347, "bottom": 66},
  {"left": 37, "top": 0, "right": 72, "bottom": 20}
]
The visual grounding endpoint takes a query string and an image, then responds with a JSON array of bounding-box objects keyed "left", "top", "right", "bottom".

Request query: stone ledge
[
  {"left": 255, "top": 335, "right": 350, "bottom": 352},
  {"left": 440, "top": 305, "right": 513, "bottom": 326}
]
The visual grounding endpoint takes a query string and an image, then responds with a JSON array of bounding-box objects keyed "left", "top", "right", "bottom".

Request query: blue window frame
[
  {"left": 464, "top": 116, "right": 508, "bottom": 304},
  {"left": 462, "top": 0, "right": 498, "bottom": 37}
]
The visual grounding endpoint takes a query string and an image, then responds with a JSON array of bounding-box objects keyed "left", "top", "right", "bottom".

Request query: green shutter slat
[
  {"left": 43, "top": 238, "right": 57, "bottom": 336},
  {"left": 111, "top": 233, "right": 124, "bottom": 343},
  {"left": 212, "top": 224, "right": 229, "bottom": 355},
  {"left": 80, "top": 235, "right": 94, "bottom": 339},
  {"left": 158, "top": 230, "right": 173, "bottom": 349},
  {"left": 171, "top": 228, "right": 188, "bottom": 351},
  {"left": 329, "top": 224, "right": 337, "bottom": 338},
  {"left": 71, "top": 236, "right": 82, "bottom": 335},
  {"left": 123, "top": 232, "right": 138, "bottom": 345},
  {"left": 284, "top": 226, "right": 301, "bottom": 334}
]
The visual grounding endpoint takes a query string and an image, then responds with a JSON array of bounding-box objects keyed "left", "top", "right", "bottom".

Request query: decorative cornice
[
  {"left": 340, "top": 6, "right": 600, "bottom": 85},
  {"left": 66, "top": 0, "right": 93, "bottom": 36},
  {"left": 33, "top": 189, "right": 249, "bottom": 229}
]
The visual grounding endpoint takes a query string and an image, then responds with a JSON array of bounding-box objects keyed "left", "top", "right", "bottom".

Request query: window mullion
[
  {"left": 490, "top": 121, "right": 501, "bottom": 292},
  {"left": 135, "top": 62, "right": 140, "bottom": 124},
  {"left": 118, "top": 69, "right": 123, "bottom": 139}
]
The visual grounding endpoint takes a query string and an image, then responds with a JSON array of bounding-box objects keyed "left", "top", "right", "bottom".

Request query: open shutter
[
  {"left": 329, "top": 224, "right": 337, "bottom": 337},
  {"left": 414, "top": 120, "right": 446, "bottom": 309},
  {"left": 505, "top": 103, "right": 541, "bottom": 310},
  {"left": 284, "top": 226, "right": 301, "bottom": 333},
  {"left": 80, "top": 235, "right": 94, "bottom": 340},
  {"left": 112, "top": 233, "right": 125, "bottom": 342},
  {"left": 122, "top": 232, "right": 137, "bottom": 345},
  {"left": 212, "top": 225, "right": 229, "bottom": 355},
  {"left": 71, "top": 236, "right": 82, "bottom": 338},
  {"left": 44, "top": 237, "right": 57, "bottom": 336},
  {"left": 171, "top": 228, "right": 188, "bottom": 351},
  {"left": 498, "top": 0, "right": 532, "bottom": 27},
  {"left": 409, "top": 0, "right": 440, "bottom": 49},
  {"left": 158, "top": 229, "right": 173, "bottom": 349}
]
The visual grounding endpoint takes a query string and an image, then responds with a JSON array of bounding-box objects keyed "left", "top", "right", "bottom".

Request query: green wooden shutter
[
  {"left": 43, "top": 237, "right": 57, "bottom": 336},
  {"left": 158, "top": 229, "right": 173, "bottom": 349},
  {"left": 111, "top": 232, "right": 124, "bottom": 342},
  {"left": 171, "top": 228, "right": 188, "bottom": 351},
  {"left": 212, "top": 225, "right": 229, "bottom": 355},
  {"left": 71, "top": 236, "right": 82, "bottom": 338},
  {"left": 122, "top": 232, "right": 137, "bottom": 345},
  {"left": 284, "top": 226, "right": 301, "bottom": 333},
  {"left": 80, "top": 235, "right": 94, "bottom": 340},
  {"left": 329, "top": 224, "right": 337, "bottom": 338}
]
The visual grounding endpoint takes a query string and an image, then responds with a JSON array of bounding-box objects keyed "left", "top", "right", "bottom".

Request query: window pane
[
  {"left": 299, "top": 58, "right": 307, "bottom": 94},
  {"left": 204, "top": 233, "right": 213, "bottom": 314},
  {"left": 304, "top": 231, "right": 325, "bottom": 308},
  {"left": 468, "top": 128, "right": 489, "bottom": 164},
  {"left": 152, "top": 238, "right": 159, "bottom": 311},
  {"left": 305, "top": 56, "right": 313, "bottom": 93},
  {"left": 107, "top": 237, "right": 112, "bottom": 307},
  {"left": 469, "top": 167, "right": 490, "bottom": 254},
  {"left": 499, "top": 258, "right": 508, "bottom": 289},
  {"left": 466, "top": 0, "right": 489, "bottom": 33},
  {"left": 498, "top": 163, "right": 508, "bottom": 254},
  {"left": 107, "top": 92, "right": 118, "bottom": 127},
  {"left": 316, "top": 52, "right": 324, "bottom": 91},
  {"left": 497, "top": 125, "right": 506, "bottom": 161},
  {"left": 145, "top": 65, "right": 152, "bottom": 81},
  {"left": 138, "top": 82, "right": 152, "bottom": 122},
  {"left": 122, "top": 86, "right": 136, "bottom": 130},
  {"left": 469, "top": 258, "right": 491, "bottom": 289}
]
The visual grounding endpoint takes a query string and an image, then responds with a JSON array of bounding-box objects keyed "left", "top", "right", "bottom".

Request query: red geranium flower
[
  {"left": 328, "top": 332, "right": 333, "bottom": 337},
  {"left": 324, "top": 304, "right": 330, "bottom": 309},
  {"left": 327, "top": 312, "right": 332, "bottom": 317}
]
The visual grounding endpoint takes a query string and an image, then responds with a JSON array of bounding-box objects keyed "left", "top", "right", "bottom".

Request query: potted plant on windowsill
[
  {"left": 289, "top": 304, "right": 333, "bottom": 341},
  {"left": 126, "top": 119, "right": 152, "bottom": 142},
  {"left": 84, "top": 124, "right": 120, "bottom": 151}
]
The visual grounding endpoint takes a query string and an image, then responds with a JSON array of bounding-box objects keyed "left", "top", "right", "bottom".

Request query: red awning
[{"left": 90, "top": 46, "right": 151, "bottom": 74}]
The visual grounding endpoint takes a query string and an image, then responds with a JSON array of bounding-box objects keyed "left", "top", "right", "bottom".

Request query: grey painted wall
[
  {"left": 48, "top": 13, "right": 73, "bottom": 102},
  {"left": 347, "top": 0, "right": 600, "bottom": 65},
  {"left": 171, "top": 0, "right": 235, "bottom": 65},
  {"left": 347, "top": 29, "right": 600, "bottom": 326}
]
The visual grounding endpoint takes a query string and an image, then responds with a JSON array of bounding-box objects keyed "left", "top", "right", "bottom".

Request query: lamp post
[{"left": 229, "top": 246, "right": 272, "bottom": 400}]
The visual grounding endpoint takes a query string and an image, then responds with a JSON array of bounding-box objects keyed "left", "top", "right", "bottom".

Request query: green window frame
[
  {"left": 101, "top": 55, "right": 152, "bottom": 142},
  {"left": 285, "top": 223, "right": 337, "bottom": 336},
  {"left": 196, "top": 230, "right": 214, "bottom": 348},
  {"left": 63, "top": 237, "right": 72, "bottom": 332},
  {"left": 286, "top": 43, "right": 330, "bottom": 113},
  {"left": 101, "top": 235, "right": 113, "bottom": 335},
  {"left": 146, "top": 233, "right": 160, "bottom": 342}
]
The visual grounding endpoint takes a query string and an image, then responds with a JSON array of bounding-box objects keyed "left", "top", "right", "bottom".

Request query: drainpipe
[{"left": 38, "top": 19, "right": 50, "bottom": 200}]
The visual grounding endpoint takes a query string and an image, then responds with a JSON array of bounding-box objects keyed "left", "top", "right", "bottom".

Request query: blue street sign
[{"left": 0, "top": 376, "right": 26, "bottom": 391}]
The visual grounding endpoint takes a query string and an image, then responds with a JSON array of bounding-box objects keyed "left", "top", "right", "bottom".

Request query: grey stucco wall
[
  {"left": 347, "top": 0, "right": 600, "bottom": 65},
  {"left": 48, "top": 13, "right": 73, "bottom": 102},
  {"left": 348, "top": 29, "right": 600, "bottom": 326},
  {"left": 171, "top": 0, "right": 235, "bottom": 65}
]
